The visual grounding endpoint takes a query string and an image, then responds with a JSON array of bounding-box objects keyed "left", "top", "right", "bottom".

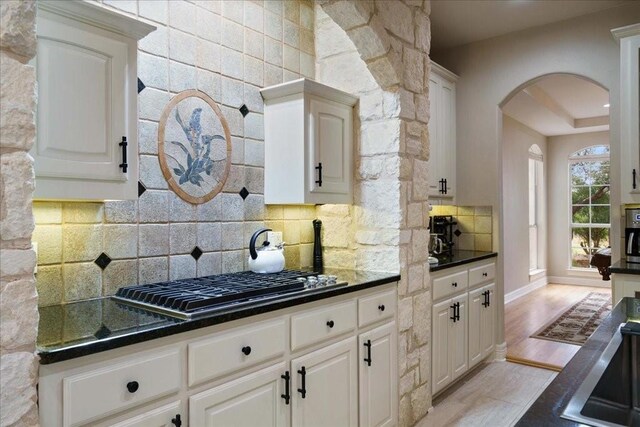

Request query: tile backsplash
[{"left": 430, "top": 205, "right": 493, "bottom": 252}]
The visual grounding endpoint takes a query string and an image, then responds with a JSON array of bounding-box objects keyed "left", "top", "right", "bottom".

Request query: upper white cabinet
[
  {"left": 614, "top": 24, "right": 640, "bottom": 204},
  {"left": 261, "top": 79, "right": 357, "bottom": 205},
  {"left": 427, "top": 62, "right": 458, "bottom": 200},
  {"left": 32, "top": 1, "right": 155, "bottom": 201}
]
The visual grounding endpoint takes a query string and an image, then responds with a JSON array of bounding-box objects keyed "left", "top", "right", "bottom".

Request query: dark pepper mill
[{"left": 312, "top": 219, "right": 323, "bottom": 272}]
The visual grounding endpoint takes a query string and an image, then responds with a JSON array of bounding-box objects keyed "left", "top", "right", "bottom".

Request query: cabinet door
[
  {"left": 467, "top": 287, "right": 484, "bottom": 368},
  {"left": 291, "top": 337, "right": 357, "bottom": 427},
  {"left": 359, "top": 322, "right": 397, "bottom": 427},
  {"left": 439, "top": 79, "right": 456, "bottom": 199},
  {"left": 110, "top": 401, "right": 183, "bottom": 427},
  {"left": 308, "top": 97, "right": 352, "bottom": 198},
  {"left": 450, "top": 293, "right": 468, "bottom": 380},
  {"left": 189, "top": 362, "right": 289, "bottom": 427},
  {"left": 432, "top": 299, "right": 452, "bottom": 395},
  {"left": 481, "top": 284, "right": 496, "bottom": 358},
  {"left": 427, "top": 74, "right": 442, "bottom": 197},
  {"left": 619, "top": 31, "right": 640, "bottom": 203}
]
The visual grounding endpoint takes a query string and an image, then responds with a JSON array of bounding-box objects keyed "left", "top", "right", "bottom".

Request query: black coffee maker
[
  {"left": 429, "top": 215, "right": 456, "bottom": 256},
  {"left": 625, "top": 208, "right": 640, "bottom": 263}
]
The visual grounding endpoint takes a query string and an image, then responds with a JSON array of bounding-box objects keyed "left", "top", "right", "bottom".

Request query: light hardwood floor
[
  {"left": 417, "top": 361, "right": 556, "bottom": 427},
  {"left": 505, "top": 283, "right": 611, "bottom": 370}
]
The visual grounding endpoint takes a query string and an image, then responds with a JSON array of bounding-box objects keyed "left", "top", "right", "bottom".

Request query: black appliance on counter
[
  {"left": 113, "top": 270, "right": 346, "bottom": 320},
  {"left": 625, "top": 208, "right": 640, "bottom": 263},
  {"left": 429, "top": 215, "right": 457, "bottom": 256}
]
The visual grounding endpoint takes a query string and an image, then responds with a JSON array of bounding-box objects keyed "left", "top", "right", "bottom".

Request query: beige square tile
[
  {"left": 103, "top": 259, "right": 138, "bottom": 296},
  {"left": 456, "top": 216, "right": 474, "bottom": 233},
  {"left": 300, "top": 28, "right": 313, "bottom": 54},
  {"left": 283, "top": 44, "right": 300, "bottom": 72},
  {"left": 62, "top": 225, "right": 103, "bottom": 262},
  {"left": 62, "top": 202, "right": 104, "bottom": 223},
  {"left": 284, "top": 244, "right": 300, "bottom": 269},
  {"left": 33, "top": 202, "right": 62, "bottom": 224},
  {"left": 63, "top": 262, "right": 102, "bottom": 302},
  {"left": 475, "top": 234, "right": 492, "bottom": 251},
  {"left": 440, "top": 205, "right": 457, "bottom": 216},
  {"left": 284, "top": 0, "right": 299, "bottom": 24},
  {"left": 222, "top": 250, "right": 244, "bottom": 273},
  {"left": 36, "top": 265, "right": 63, "bottom": 307},
  {"left": 300, "top": 205, "right": 317, "bottom": 220},
  {"left": 103, "top": 224, "right": 138, "bottom": 259},
  {"left": 32, "top": 225, "right": 62, "bottom": 265},
  {"left": 283, "top": 206, "right": 301, "bottom": 220},
  {"left": 457, "top": 206, "right": 475, "bottom": 216},
  {"left": 300, "top": 2, "right": 313, "bottom": 30},
  {"left": 265, "top": 205, "right": 284, "bottom": 220},
  {"left": 283, "top": 220, "right": 301, "bottom": 245},
  {"left": 457, "top": 234, "right": 475, "bottom": 251},
  {"left": 139, "top": 256, "right": 169, "bottom": 284},
  {"left": 299, "top": 243, "right": 313, "bottom": 267},
  {"left": 475, "top": 206, "right": 492, "bottom": 216},
  {"left": 265, "top": 220, "right": 284, "bottom": 233},
  {"left": 198, "top": 252, "right": 222, "bottom": 277},
  {"left": 170, "top": 223, "right": 197, "bottom": 255},
  {"left": 474, "top": 216, "right": 492, "bottom": 234},
  {"left": 300, "top": 220, "right": 314, "bottom": 243}
]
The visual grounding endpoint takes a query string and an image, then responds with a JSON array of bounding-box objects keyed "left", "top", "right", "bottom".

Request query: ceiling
[
  {"left": 502, "top": 75, "right": 609, "bottom": 136},
  {"left": 430, "top": 0, "right": 630, "bottom": 51}
]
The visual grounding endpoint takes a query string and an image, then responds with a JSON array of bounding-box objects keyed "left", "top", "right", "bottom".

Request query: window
[
  {"left": 529, "top": 145, "right": 543, "bottom": 272},
  {"left": 569, "top": 145, "right": 610, "bottom": 269}
]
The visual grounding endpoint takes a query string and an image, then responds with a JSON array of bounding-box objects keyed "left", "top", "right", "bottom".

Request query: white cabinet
[
  {"left": 32, "top": 1, "right": 154, "bottom": 201},
  {"left": 359, "top": 322, "right": 397, "bottom": 427},
  {"left": 427, "top": 62, "right": 458, "bottom": 200},
  {"left": 431, "top": 293, "right": 467, "bottom": 395},
  {"left": 189, "top": 362, "right": 289, "bottom": 427},
  {"left": 111, "top": 402, "right": 183, "bottom": 427},
  {"left": 614, "top": 24, "right": 640, "bottom": 204},
  {"left": 291, "top": 337, "right": 358, "bottom": 427},
  {"left": 468, "top": 283, "right": 496, "bottom": 369},
  {"left": 612, "top": 273, "right": 640, "bottom": 305},
  {"left": 261, "top": 78, "right": 357, "bottom": 205}
]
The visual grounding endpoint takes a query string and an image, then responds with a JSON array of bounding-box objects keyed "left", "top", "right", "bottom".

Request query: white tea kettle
[{"left": 248, "top": 228, "right": 285, "bottom": 274}]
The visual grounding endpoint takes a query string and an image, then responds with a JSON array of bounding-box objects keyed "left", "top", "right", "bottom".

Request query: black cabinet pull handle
[
  {"left": 634, "top": 169, "right": 637, "bottom": 190},
  {"left": 454, "top": 302, "right": 460, "bottom": 321},
  {"left": 315, "top": 162, "right": 323, "bottom": 187},
  {"left": 487, "top": 291, "right": 491, "bottom": 307},
  {"left": 452, "top": 282, "right": 457, "bottom": 287},
  {"left": 281, "top": 371, "right": 291, "bottom": 405},
  {"left": 363, "top": 339, "right": 372, "bottom": 366},
  {"left": 482, "top": 291, "right": 488, "bottom": 308},
  {"left": 439, "top": 178, "right": 446, "bottom": 194},
  {"left": 326, "top": 320, "right": 334, "bottom": 328},
  {"left": 126, "top": 381, "right": 139, "bottom": 393},
  {"left": 171, "top": 414, "right": 182, "bottom": 427},
  {"left": 297, "top": 367, "right": 306, "bottom": 398},
  {"left": 119, "top": 136, "right": 128, "bottom": 173},
  {"left": 482, "top": 272, "right": 488, "bottom": 277},
  {"left": 450, "top": 304, "right": 457, "bottom": 322},
  {"left": 378, "top": 304, "right": 385, "bottom": 312},
  {"left": 242, "top": 346, "right": 252, "bottom": 356},
  {"left": 443, "top": 178, "right": 447, "bottom": 194}
]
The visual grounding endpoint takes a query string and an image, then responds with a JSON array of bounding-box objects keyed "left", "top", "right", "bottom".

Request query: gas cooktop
[{"left": 113, "top": 270, "right": 346, "bottom": 320}]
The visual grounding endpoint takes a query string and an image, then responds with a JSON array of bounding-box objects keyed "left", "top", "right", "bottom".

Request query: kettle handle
[{"left": 249, "top": 228, "right": 272, "bottom": 260}]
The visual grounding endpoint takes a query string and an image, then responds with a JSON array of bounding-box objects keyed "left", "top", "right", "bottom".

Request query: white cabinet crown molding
[
  {"left": 611, "top": 23, "right": 640, "bottom": 41},
  {"left": 38, "top": 0, "right": 156, "bottom": 40},
  {"left": 430, "top": 61, "right": 459, "bottom": 82},
  {"left": 260, "top": 78, "right": 358, "bottom": 106}
]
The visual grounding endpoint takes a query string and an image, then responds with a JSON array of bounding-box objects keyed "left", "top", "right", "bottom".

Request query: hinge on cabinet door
[
  {"left": 315, "top": 162, "right": 323, "bottom": 187},
  {"left": 119, "top": 136, "right": 128, "bottom": 173}
]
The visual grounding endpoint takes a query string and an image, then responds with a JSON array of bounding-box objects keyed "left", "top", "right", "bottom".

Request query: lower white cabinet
[
  {"left": 189, "top": 362, "right": 289, "bottom": 427},
  {"left": 111, "top": 402, "right": 183, "bottom": 427},
  {"left": 468, "top": 284, "right": 496, "bottom": 369},
  {"left": 432, "top": 294, "right": 468, "bottom": 395},
  {"left": 612, "top": 273, "right": 640, "bottom": 305},
  {"left": 291, "top": 338, "right": 358, "bottom": 427},
  {"left": 359, "top": 322, "right": 397, "bottom": 427}
]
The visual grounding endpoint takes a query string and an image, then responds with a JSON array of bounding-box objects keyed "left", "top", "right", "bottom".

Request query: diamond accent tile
[
  {"left": 95, "top": 252, "right": 112, "bottom": 270},
  {"left": 94, "top": 324, "right": 112, "bottom": 339},
  {"left": 138, "top": 181, "right": 147, "bottom": 197},
  {"left": 239, "top": 187, "right": 249, "bottom": 200},
  {"left": 454, "top": 229, "right": 462, "bottom": 237},
  {"left": 137, "top": 78, "right": 146, "bottom": 94},
  {"left": 191, "top": 246, "right": 203, "bottom": 260},
  {"left": 239, "top": 104, "right": 249, "bottom": 117}
]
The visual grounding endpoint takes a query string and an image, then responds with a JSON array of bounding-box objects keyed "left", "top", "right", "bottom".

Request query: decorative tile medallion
[{"left": 158, "top": 90, "right": 232, "bottom": 205}]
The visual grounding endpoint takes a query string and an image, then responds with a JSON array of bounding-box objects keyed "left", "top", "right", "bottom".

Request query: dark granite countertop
[
  {"left": 516, "top": 297, "right": 640, "bottom": 426},
  {"left": 37, "top": 269, "right": 400, "bottom": 365},
  {"left": 429, "top": 250, "right": 498, "bottom": 272},
  {"left": 610, "top": 259, "right": 640, "bottom": 275}
]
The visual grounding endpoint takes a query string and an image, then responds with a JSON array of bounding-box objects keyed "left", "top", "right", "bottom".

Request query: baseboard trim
[
  {"left": 506, "top": 355, "right": 562, "bottom": 372},
  {"left": 505, "top": 276, "right": 548, "bottom": 304},
  {"left": 495, "top": 341, "right": 507, "bottom": 361},
  {"left": 547, "top": 276, "right": 610, "bottom": 288}
]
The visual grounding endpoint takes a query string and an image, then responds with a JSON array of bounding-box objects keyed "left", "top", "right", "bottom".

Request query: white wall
[
  {"left": 547, "top": 131, "right": 610, "bottom": 283},
  {"left": 502, "top": 116, "right": 547, "bottom": 296}
]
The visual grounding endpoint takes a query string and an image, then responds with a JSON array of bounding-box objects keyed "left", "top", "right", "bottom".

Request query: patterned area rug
[{"left": 530, "top": 292, "right": 612, "bottom": 346}]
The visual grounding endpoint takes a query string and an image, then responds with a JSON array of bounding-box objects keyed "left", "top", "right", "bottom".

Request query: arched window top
[
  {"left": 529, "top": 144, "right": 543, "bottom": 160},
  {"left": 569, "top": 145, "right": 609, "bottom": 160}
]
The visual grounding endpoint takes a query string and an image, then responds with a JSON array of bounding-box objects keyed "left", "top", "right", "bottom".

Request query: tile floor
[{"left": 417, "top": 361, "right": 557, "bottom": 427}]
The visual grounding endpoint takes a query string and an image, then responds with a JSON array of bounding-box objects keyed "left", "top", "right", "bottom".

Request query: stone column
[{"left": 0, "top": 1, "right": 40, "bottom": 426}]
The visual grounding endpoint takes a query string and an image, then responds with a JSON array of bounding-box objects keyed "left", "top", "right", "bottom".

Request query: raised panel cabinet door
[
  {"left": 359, "top": 322, "right": 398, "bottom": 427},
  {"left": 440, "top": 79, "right": 456, "bottom": 198},
  {"left": 432, "top": 299, "right": 452, "bottom": 395},
  {"left": 467, "top": 287, "right": 484, "bottom": 369},
  {"left": 308, "top": 97, "right": 353, "bottom": 197},
  {"left": 189, "top": 362, "right": 289, "bottom": 427},
  {"left": 481, "top": 284, "right": 496, "bottom": 358},
  {"left": 34, "top": 11, "right": 129, "bottom": 184},
  {"left": 427, "top": 74, "right": 442, "bottom": 197},
  {"left": 110, "top": 401, "right": 183, "bottom": 427},
  {"left": 450, "top": 293, "right": 468, "bottom": 381},
  {"left": 291, "top": 337, "right": 358, "bottom": 427}
]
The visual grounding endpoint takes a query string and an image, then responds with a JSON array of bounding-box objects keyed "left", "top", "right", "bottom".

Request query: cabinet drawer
[
  {"left": 358, "top": 288, "right": 396, "bottom": 327},
  {"left": 62, "top": 349, "right": 181, "bottom": 426},
  {"left": 291, "top": 300, "right": 357, "bottom": 351},
  {"left": 433, "top": 271, "right": 468, "bottom": 301},
  {"left": 188, "top": 318, "right": 286, "bottom": 387},
  {"left": 469, "top": 263, "right": 495, "bottom": 287}
]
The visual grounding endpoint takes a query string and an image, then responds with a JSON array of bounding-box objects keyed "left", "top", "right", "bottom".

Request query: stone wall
[
  {"left": 32, "top": 0, "right": 318, "bottom": 306},
  {"left": 0, "top": 1, "right": 39, "bottom": 425},
  {"left": 316, "top": 1, "right": 432, "bottom": 425}
]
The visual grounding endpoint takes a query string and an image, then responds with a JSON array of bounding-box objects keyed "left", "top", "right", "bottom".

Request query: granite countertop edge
[
  {"left": 610, "top": 259, "right": 640, "bottom": 274},
  {"left": 37, "top": 270, "right": 400, "bottom": 365},
  {"left": 429, "top": 251, "right": 498, "bottom": 272},
  {"left": 515, "top": 297, "right": 634, "bottom": 426}
]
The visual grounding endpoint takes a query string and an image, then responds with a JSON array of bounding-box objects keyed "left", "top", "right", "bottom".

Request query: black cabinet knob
[
  {"left": 242, "top": 346, "right": 252, "bottom": 356},
  {"left": 378, "top": 304, "right": 385, "bottom": 312},
  {"left": 171, "top": 414, "right": 182, "bottom": 427},
  {"left": 126, "top": 381, "right": 139, "bottom": 393},
  {"left": 482, "top": 272, "right": 488, "bottom": 277},
  {"left": 326, "top": 320, "right": 335, "bottom": 328}
]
